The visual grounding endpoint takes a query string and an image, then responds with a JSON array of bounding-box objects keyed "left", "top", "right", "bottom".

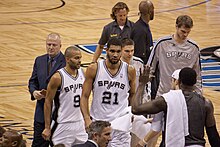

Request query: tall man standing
[
  {"left": 147, "top": 15, "right": 202, "bottom": 96},
  {"left": 28, "top": 33, "right": 66, "bottom": 147},
  {"left": 42, "top": 46, "right": 88, "bottom": 147},
  {"left": 81, "top": 37, "right": 136, "bottom": 147},
  {"left": 131, "top": 0, "right": 154, "bottom": 64},
  {"left": 92, "top": 2, "right": 134, "bottom": 62}
]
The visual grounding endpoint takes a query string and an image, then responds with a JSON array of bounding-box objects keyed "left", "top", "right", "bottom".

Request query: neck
[
  {"left": 106, "top": 60, "right": 121, "bottom": 69},
  {"left": 121, "top": 58, "right": 131, "bottom": 64},
  {"left": 141, "top": 16, "right": 149, "bottom": 24},
  {"left": 180, "top": 84, "right": 194, "bottom": 92},
  {"left": 65, "top": 66, "right": 77, "bottom": 77},
  {"left": 173, "top": 33, "right": 184, "bottom": 44}
]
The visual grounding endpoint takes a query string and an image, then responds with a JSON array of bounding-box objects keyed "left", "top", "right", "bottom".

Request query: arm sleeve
[
  {"left": 98, "top": 26, "right": 108, "bottom": 45},
  {"left": 206, "top": 125, "right": 220, "bottom": 147},
  {"left": 28, "top": 58, "right": 39, "bottom": 100},
  {"left": 193, "top": 50, "right": 203, "bottom": 94}
]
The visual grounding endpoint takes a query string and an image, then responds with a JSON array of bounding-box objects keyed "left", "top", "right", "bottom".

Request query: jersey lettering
[{"left": 102, "top": 91, "right": 119, "bottom": 105}]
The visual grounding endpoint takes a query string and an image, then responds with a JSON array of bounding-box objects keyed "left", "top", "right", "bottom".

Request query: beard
[{"left": 107, "top": 54, "right": 120, "bottom": 64}]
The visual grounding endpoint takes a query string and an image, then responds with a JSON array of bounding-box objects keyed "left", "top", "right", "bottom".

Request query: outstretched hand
[{"left": 139, "top": 65, "right": 150, "bottom": 84}]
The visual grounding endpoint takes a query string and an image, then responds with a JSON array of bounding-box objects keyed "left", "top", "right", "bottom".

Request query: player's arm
[
  {"left": 128, "top": 65, "right": 136, "bottom": 106},
  {"left": 92, "top": 44, "right": 105, "bottom": 62},
  {"left": 132, "top": 65, "right": 166, "bottom": 114},
  {"left": 42, "top": 72, "right": 61, "bottom": 140},
  {"left": 193, "top": 52, "right": 203, "bottom": 94},
  {"left": 80, "top": 63, "right": 97, "bottom": 128},
  {"left": 204, "top": 98, "right": 220, "bottom": 146}
]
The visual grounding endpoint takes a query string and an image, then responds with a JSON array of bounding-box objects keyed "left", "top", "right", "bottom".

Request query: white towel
[
  {"left": 162, "top": 90, "right": 189, "bottom": 147},
  {"left": 131, "top": 115, "right": 151, "bottom": 139},
  {"left": 110, "top": 106, "right": 132, "bottom": 132}
]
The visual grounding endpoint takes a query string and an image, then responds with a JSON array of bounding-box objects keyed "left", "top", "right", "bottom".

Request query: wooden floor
[{"left": 0, "top": 0, "right": 219, "bottom": 146}]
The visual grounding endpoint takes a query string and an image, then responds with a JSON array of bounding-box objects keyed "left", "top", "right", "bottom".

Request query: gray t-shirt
[{"left": 148, "top": 35, "right": 202, "bottom": 96}]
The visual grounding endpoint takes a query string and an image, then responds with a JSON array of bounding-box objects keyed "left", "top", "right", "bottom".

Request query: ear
[
  {"left": 12, "top": 141, "right": 18, "bottom": 146},
  {"left": 92, "top": 132, "right": 99, "bottom": 141}
]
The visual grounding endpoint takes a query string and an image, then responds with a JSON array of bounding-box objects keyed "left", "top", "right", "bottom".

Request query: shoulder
[
  {"left": 132, "top": 56, "right": 144, "bottom": 64},
  {"left": 186, "top": 39, "right": 199, "bottom": 50},
  {"left": 127, "top": 64, "right": 136, "bottom": 78},
  {"left": 104, "top": 21, "right": 117, "bottom": 28},
  {"left": 51, "top": 71, "right": 61, "bottom": 81},
  {"left": 156, "top": 36, "right": 172, "bottom": 44},
  {"left": 85, "top": 62, "right": 98, "bottom": 78},
  {"left": 204, "top": 98, "right": 214, "bottom": 112},
  {"left": 36, "top": 54, "right": 47, "bottom": 60},
  {"left": 126, "top": 19, "right": 134, "bottom": 27}
]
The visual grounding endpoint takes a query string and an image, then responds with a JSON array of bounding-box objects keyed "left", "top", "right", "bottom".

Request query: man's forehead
[
  {"left": 109, "top": 45, "right": 121, "bottom": 50},
  {"left": 123, "top": 45, "right": 134, "bottom": 50}
]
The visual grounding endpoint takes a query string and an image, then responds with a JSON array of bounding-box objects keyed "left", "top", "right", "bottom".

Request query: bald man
[
  {"left": 42, "top": 46, "right": 87, "bottom": 146},
  {"left": 28, "top": 33, "right": 66, "bottom": 147},
  {"left": 131, "top": 0, "right": 154, "bottom": 64}
]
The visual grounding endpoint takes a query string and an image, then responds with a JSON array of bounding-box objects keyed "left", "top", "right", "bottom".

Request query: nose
[{"left": 184, "top": 32, "right": 189, "bottom": 37}]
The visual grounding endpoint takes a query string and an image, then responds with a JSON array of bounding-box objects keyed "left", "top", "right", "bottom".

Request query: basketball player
[
  {"left": 42, "top": 46, "right": 88, "bottom": 147},
  {"left": 80, "top": 37, "right": 136, "bottom": 147},
  {"left": 147, "top": 15, "right": 202, "bottom": 96},
  {"left": 92, "top": 2, "right": 134, "bottom": 62},
  {"left": 132, "top": 67, "right": 220, "bottom": 147},
  {"left": 120, "top": 38, "right": 157, "bottom": 147}
]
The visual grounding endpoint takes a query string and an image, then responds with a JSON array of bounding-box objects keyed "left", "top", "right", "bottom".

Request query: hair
[
  {"left": 179, "top": 67, "right": 197, "bottom": 86},
  {"left": 47, "top": 32, "right": 61, "bottom": 40},
  {"left": 111, "top": 2, "right": 129, "bottom": 20},
  {"left": 107, "top": 37, "right": 122, "bottom": 49},
  {"left": 5, "top": 130, "right": 23, "bottom": 147},
  {"left": 64, "top": 46, "right": 80, "bottom": 58},
  {"left": 88, "top": 121, "right": 111, "bottom": 139},
  {"left": 0, "top": 126, "right": 6, "bottom": 137},
  {"left": 121, "top": 38, "right": 134, "bottom": 48},
  {"left": 176, "top": 15, "right": 193, "bottom": 28}
]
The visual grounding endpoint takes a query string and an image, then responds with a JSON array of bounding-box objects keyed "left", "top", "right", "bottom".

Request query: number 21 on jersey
[{"left": 102, "top": 91, "right": 119, "bottom": 105}]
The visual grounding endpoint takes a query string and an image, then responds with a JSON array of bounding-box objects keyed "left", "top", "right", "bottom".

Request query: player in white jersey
[
  {"left": 42, "top": 46, "right": 88, "bottom": 147},
  {"left": 121, "top": 38, "right": 158, "bottom": 147},
  {"left": 80, "top": 37, "right": 136, "bottom": 147},
  {"left": 147, "top": 15, "right": 202, "bottom": 96}
]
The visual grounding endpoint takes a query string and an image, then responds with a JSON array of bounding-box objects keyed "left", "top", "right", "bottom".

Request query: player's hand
[
  {"left": 139, "top": 65, "right": 150, "bottom": 84},
  {"left": 42, "top": 128, "right": 51, "bottom": 141},
  {"left": 33, "top": 90, "right": 44, "bottom": 100}
]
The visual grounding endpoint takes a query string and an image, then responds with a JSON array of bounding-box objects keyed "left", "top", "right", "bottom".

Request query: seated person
[{"left": 73, "top": 121, "right": 112, "bottom": 147}]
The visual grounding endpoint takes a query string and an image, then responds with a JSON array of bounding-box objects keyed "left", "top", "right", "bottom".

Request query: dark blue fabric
[
  {"left": 32, "top": 121, "right": 50, "bottom": 147},
  {"left": 28, "top": 52, "right": 65, "bottom": 146}
]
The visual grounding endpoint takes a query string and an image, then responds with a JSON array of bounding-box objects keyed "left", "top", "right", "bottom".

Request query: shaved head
[{"left": 139, "top": 0, "right": 154, "bottom": 21}]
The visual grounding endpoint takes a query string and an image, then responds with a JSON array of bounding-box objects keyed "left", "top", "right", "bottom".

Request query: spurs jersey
[
  {"left": 148, "top": 35, "right": 202, "bottom": 96},
  {"left": 90, "top": 60, "right": 130, "bottom": 122},
  {"left": 53, "top": 68, "right": 84, "bottom": 123}
]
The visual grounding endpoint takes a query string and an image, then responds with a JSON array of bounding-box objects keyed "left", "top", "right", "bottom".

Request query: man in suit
[
  {"left": 73, "top": 121, "right": 112, "bottom": 147},
  {"left": 28, "top": 33, "right": 66, "bottom": 147}
]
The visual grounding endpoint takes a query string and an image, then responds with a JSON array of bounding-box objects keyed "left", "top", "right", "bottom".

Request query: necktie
[{"left": 48, "top": 58, "right": 54, "bottom": 75}]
